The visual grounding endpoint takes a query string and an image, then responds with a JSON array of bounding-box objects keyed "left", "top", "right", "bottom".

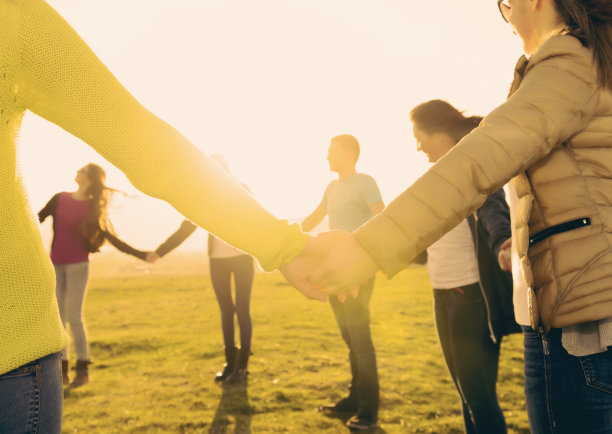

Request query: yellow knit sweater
[{"left": 0, "top": 0, "right": 308, "bottom": 375}]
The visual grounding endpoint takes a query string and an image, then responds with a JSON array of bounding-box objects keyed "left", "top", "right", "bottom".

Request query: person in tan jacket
[{"left": 310, "top": 1, "right": 612, "bottom": 432}]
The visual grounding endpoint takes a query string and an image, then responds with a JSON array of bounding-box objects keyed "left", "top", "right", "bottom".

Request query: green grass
[{"left": 62, "top": 266, "right": 529, "bottom": 433}]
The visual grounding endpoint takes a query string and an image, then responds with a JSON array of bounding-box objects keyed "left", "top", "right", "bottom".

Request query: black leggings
[
  {"left": 209, "top": 255, "right": 254, "bottom": 350},
  {"left": 433, "top": 283, "right": 506, "bottom": 434}
]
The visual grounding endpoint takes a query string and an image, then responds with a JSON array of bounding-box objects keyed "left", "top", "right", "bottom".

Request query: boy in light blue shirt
[{"left": 302, "top": 134, "right": 384, "bottom": 431}]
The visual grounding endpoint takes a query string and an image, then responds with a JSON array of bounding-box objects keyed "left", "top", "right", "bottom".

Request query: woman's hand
[
  {"left": 145, "top": 252, "right": 160, "bottom": 263},
  {"left": 279, "top": 237, "right": 330, "bottom": 302},
  {"left": 309, "top": 231, "right": 380, "bottom": 297},
  {"left": 498, "top": 238, "right": 512, "bottom": 272}
]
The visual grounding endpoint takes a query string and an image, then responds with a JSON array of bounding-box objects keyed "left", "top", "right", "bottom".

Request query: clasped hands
[
  {"left": 280, "top": 231, "right": 380, "bottom": 302},
  {"left": 284, "top": 232, "right": 514, "bottom": 302}
]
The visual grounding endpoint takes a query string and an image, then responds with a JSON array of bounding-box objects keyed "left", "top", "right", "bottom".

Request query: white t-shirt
[
  {"left": 209, "top": 236, "right": 245, "bottom": 259},
  {"left": 508, "top": 185, "right": 530, "bottom": 326},
  {"left": 426, "top": 219, "right": 480, "bottom": 289}
]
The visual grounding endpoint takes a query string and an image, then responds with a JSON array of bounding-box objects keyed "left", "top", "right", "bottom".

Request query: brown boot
[
  {"left": 69, "top": 360, "right": 91, "bottom": 389},
  {"left": 61, "top": 360, "right": 70, "bottom": 386}
]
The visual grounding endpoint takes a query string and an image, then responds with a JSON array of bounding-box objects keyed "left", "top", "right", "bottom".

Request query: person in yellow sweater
[
  {"left": 311, "top": 1, "right": 612, "bottom": 433},
  {"left": 0, "top": 1, "right": 325, "bottom": 432}
]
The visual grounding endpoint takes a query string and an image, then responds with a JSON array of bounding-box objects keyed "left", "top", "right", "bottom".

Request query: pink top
[{"left": 50, "top": 192, "right": 91, "bottom": 265}]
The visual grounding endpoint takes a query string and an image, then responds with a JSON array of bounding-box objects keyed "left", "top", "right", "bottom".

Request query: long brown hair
[
  {"left": 410, "top": 100, "right": 482, "bottom": 144},
  {"left": 79, "top": 163, "right": 119, "bottom": 252},
  {"left": 554, "top": 0, "right": 612, "bottom": 90}
]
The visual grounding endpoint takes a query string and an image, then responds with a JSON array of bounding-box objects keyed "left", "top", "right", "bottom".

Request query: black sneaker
[
  {"left": 318, "top": 396, "right": 359, "bottom": 417},
  {"left": 346, "top": 412, "right": 377, "bottom": 431}
]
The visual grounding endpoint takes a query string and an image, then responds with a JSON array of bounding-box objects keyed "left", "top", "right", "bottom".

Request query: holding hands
[
  {"left": 280, "top": 231, "right": 381, "bottom": 302},
  {"left": 310, "top": 231, "right": 380, "bottom": 298},
  {"left": 143, "top": 224, "right": 381, "bottom": 302},
  {"left": 145, "top": 252, "right": 160, "bottom": 263},
  {"left": 279, "top": 237, "right": 330, "bottom": 302}
]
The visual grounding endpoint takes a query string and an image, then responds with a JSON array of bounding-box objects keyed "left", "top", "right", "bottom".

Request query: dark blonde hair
[
  {"left": 410, "top": 100, "right": 482, "bottom": 144},
  {"left": 79, "top": 163, "right": 119, "bottom": 252},
  {"left": 554, "top": 0, "right": 612, "bottom": 89}
]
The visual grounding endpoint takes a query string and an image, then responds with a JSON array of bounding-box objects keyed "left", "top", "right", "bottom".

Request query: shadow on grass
[{"left": 210, "top": 381, "right": 251, "bottom": 434}]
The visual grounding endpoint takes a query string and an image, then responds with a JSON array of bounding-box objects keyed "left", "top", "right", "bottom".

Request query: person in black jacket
[
  {"left": 410, "top": 100, "right": 519, "bottom": 434},
  {"left": 38, "top": 163, "right": 155, "bottom": 389}
]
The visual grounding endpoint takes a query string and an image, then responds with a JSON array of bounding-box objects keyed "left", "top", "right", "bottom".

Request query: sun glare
[{"left": 19, "top": 0, "right": 521, "bottom": 252}]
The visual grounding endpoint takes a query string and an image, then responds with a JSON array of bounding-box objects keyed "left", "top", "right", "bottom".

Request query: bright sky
[{"left": 19, "top": 0, "right": 523, "bottom": 253}]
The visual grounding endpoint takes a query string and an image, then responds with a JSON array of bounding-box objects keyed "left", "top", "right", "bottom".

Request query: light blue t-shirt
[{"left": 322, "top": 173, "right": 383, "bottom": 232}]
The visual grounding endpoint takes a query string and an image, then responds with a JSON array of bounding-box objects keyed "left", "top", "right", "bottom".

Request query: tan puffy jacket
[{"left": 355, "top": 35, "right": 612, "bottom": 332}]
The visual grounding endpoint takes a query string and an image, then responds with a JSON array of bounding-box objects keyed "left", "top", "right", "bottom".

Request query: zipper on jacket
[
  {"left": 474, "top": 216, "right": 497, "bottom": 345},
  {"left": 538, "top": 326, "right": 550, "bottom": 356},
  {"left": 529, "top": 218, "right": 591, "bottom": 247}
]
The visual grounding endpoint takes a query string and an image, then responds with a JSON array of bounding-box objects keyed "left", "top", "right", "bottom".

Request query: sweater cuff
[
  {"left": 353, "top": 213, "right": 420, "bottom": 278},
  {"left": 258, "top": 224, "right": 310, "bottom": 272}
]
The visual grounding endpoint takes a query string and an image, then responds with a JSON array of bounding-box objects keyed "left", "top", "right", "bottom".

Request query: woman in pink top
[{"left": 38, "top": 163, "right": 154, "bottom": 389}]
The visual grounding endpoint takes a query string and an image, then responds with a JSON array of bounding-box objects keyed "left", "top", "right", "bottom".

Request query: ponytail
[{"left": 554, "top": 0, "right": 612, "bottom": 90}]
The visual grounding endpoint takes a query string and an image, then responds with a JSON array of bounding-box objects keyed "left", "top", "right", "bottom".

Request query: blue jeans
[
  {"left": 55, "top": 262, "right": 90, "bottom": 361},
  {"left": 0, "top": 352, "right": 62, "bottom": 433},
  {"left": 434, "top": 284, "right": 506, "bottom": 434},
  {"left": 523, "top": 326, "right": 612, "bottom": 434},
  {"left": 329, "top": 277, "right": 378, "bottom": 420}
]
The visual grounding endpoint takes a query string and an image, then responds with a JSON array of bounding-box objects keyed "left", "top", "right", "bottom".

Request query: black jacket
[
  {"left": 468, "top": 189, "right": 521, "bottom": 342},
  {"left": 416, "top": 189, "right": 520, "bottom": 342}
]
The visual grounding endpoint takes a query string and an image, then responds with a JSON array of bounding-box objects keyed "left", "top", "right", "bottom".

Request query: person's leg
[
  {"left": 0, "top": 352, "right": 63, "bottom": 434},
  {"left": 54, "top": 264, "right": 71, "bottom": 385},
  {"left": 232, "top": 255, "right": 254, "bottom": 352},
  {"left": 434, "top": 284, "right": 506, "bottom": 434},
  {"left": 433, "top": 288, "right": 467, "bottom": 425},
  {"left": 563, "top": 346, "right": 612, "bottom": 433},
  {"left": 225, "top": 255, "right": 254, "bottom": 383},
  {"left": 210, "top": 258, "right": 238, "bottom": 381},
  {"left": 319, "top": 295, "right": 359, "bottom": 414},
  {"left": 329, "top": 294, "right": 359, "bottom": 404},
  {"left": 209, "top": 258, "right": 236, "bottom": 349},
  {"left": 54, "top": 265, "right": 68, "bottom": 362},
  {"left": 342, "top": 277, "right": 379, "bottom": 425},
  {"left": 64, "top": 262, "right": 91, "bottom": 388},
  {"left": 524, "top": 326, "right": 612, "bottom": 434},
  {"left": 522, "top": 325, "right": 553, "bottom": 434},
  {"left": 64, "top": 262, "right": 91, "bottom": 362}
]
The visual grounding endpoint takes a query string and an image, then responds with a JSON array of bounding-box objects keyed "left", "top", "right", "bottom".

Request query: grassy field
[{"left": 61, "top": 262, "right": 529, "bottom": 433}]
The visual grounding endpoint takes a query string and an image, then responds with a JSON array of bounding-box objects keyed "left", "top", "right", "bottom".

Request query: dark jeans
[
  {"left": 434, "top": 283, "right": 506, "bottom": 434},
  {"left": 523, "top": 326, "right": 612, "bottom": 434},
  {"left": 209, "top": 255, "right": 254, "bottom": 351},
  {"left": 0, "top": 352, "right": 62, "bottom": 434},
  {"left": 329, "top": 277, "right": 379, "bottom": 419}
]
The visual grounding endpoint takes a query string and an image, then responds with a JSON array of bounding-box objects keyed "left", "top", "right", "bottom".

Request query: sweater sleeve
[
  {"left": 155, "top": 220, "right": 198, "bottom": 257},
  {"left": 37, "top": 192, "right": 59, "bottom": 223},
  {"left": 17, "top": 0, "right": 308, "bottom": 271},
  {"left": 354, "top": 36, "right": 599, "bottom": 277},
  {"left": 477, "top": 189, "right": 511, "bottom": 257},
  {"left": 103, "top": 231, "right": 148, "bottom": 261}
]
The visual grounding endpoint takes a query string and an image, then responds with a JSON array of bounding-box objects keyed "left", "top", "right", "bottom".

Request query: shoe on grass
[
  {"left": 346, "top": 412, "right": 377, "bottom": 431},
  {"left": 318, "top": 396, "right": 358, "bottom": 417}
]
